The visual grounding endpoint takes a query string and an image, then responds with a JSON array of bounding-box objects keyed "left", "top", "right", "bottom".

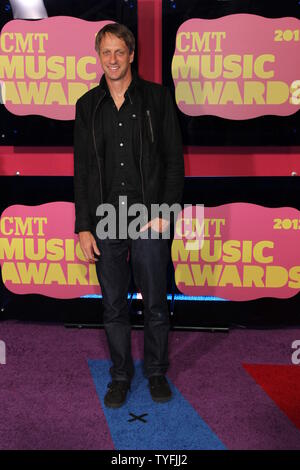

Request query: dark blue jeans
[{"left": 94, "top": 229, "right": 170, "bottom": 382}]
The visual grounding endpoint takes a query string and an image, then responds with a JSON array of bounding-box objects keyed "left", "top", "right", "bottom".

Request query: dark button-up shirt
[{"left": 101, "top": 76, "right": 143, "bottom": 214}]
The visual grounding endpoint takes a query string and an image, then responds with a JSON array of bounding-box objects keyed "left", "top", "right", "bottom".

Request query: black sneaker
[
  {"left": 104, "top": 380, "right": 130, "bottom": 408},
  {"left": 148, "top": 375, "right": 172, "bottom": 403}
]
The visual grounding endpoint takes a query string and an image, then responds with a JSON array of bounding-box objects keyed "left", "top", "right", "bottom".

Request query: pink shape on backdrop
[
  {"left": 1, "top": 17, "right": 112, "bottom": 120},
  {"left": 172, "top": 14, "right": 300, "bottom": 119},
  {"left": 1, "top": 202, "right": 300, "bottom": 301},
  {"left": 0, "top": 202, "right": 101, "bottom": 298},
  {"left": 172, "top": 203, "right": 300, "bottom": 301}
]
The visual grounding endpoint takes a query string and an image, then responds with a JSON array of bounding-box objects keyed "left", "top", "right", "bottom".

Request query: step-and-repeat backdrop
[{"left": 1, "top": 6, "right": 300, "bottom": 304}]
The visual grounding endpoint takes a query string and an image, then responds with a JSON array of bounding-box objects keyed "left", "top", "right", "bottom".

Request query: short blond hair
[{"left": 95, "top": 23, "right": 135, "bottom": 54}]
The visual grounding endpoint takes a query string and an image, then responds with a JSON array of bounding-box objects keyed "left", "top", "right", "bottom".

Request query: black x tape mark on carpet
[{"left": 128, "top": 412, "right": 148, "bottom": 423}]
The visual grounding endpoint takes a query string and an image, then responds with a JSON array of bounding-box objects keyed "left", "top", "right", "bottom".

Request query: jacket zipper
[
  {"left": 139, "top": 119, "right": 147, "bottom": 224},
  {"left": 92, "top": 91, "right": 106, "bottom": 205},
  {"left": 146, "top": 109, "right": 154, "bottom": 143},
  {"left": 129, "top": 89, "right": 146, "bottom": 220}
]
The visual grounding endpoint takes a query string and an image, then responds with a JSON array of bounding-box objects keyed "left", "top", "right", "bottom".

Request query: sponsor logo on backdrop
[
  {"left": 172, "top": 14, "right": 300, "bottom": 119},
  {"left": 172, "top": 203, "right": 300, "bottom": 301},
  {"left": 0, "top": 17, "right": 112, "bottom": 120},
  {"left": 0, "top": 201, "right": 204, "bottom": 299},
  {"left": 1, "top": 202, "right": 300, "bottom": 301},
  {"left": 0, "top": 202, "right": 100, "bottom": 298}
]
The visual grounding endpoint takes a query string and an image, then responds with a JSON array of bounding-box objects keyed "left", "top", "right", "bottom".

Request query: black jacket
[{"left": 73, "top": 71, "right": 185, "bottom": 234}]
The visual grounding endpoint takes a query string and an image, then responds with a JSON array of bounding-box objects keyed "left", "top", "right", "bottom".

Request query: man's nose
[{"left": 110, "top": 53, "right": 117, "bottom": 63}]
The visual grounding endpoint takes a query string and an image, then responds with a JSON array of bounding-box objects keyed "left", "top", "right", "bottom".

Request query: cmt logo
[
  {"left": 0, "top": 340, "right": 6, "bottom": 365},
  {"left": 291, "top": 340, "right": 300, "bottom": 365}
]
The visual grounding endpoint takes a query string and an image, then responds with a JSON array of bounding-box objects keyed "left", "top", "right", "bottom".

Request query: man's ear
[{"left": 129, "top": 51, "right": 134, "bottom": 63}]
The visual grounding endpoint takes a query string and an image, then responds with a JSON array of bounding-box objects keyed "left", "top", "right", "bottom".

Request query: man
[{"left": 73, "top": 23, "right": 184, "bottom": 408}]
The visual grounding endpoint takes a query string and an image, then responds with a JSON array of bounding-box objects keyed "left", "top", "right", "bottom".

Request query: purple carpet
[{"left": 0, "top": 320, "right": 300, "bottom": 449}]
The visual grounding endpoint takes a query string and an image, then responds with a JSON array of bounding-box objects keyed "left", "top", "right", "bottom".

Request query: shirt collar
[{"left": 100, "top": 69, "right": 137, "bottom": 102}]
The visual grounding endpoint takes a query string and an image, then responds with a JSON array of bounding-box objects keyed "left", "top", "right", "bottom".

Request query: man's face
[{"left": 98, "top": 33, "right": 134, "bottom": 82}]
